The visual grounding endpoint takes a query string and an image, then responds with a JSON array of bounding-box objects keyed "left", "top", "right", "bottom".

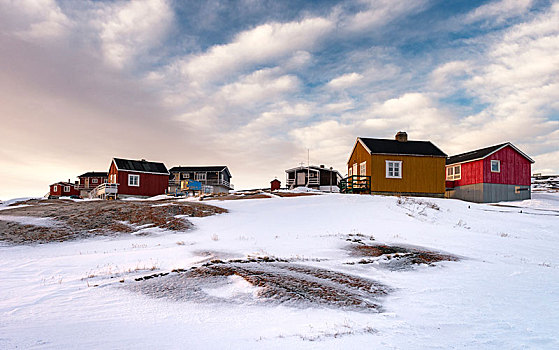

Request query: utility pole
[{"left": 307, "top": 149, "right": 310, "bottom": 187}]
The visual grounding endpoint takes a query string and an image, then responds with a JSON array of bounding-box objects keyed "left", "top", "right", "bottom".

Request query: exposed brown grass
[
  {"left": 130, "top": 260, "right": 390, "bottom": 311},
  {"left": 348, "top": 243, "right": 458, "bottom": 269},
  {"left": 0, "top": 200, "right": 227, "bottom": 244}
]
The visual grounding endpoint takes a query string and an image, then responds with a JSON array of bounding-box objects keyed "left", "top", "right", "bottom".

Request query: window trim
[
  {"left": 128, "top": 174, "right": 140, "bottom": 187},
  {"left": 195, "top": 172, "right": 206, "bottom": 181},
  {"left": 491, "top": 160, "right": 501, "bottom": 173},
  {"left": 53, "top": 185, "right": 58, "bottom": 192},
  {"left": 446, "top": 164, "right": 461, "bottom": 181},
  {"left": 385, "top": 160, "right": 402, "bottom": 179},
  {"left": 92, "top": 178, "right": 98, "bottom": 184},
  {"left": 359, "top": 161, "right": 367, "bottom": 176},
  {"left": 63, "top": 186, "right": 70, "bottom": 192}
]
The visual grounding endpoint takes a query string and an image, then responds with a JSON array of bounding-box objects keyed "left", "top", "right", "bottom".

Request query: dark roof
[
  {"left": 285, "top": 165, "right": 342, "bottom": 177},
  {"left": 446, "top": 143, "right": 506, "bottom": 165},
  {"left": 358, "top": 137, "right": 447, "bottom": 157},
  {"left": 113, "top": 158, "right": 169, "bottom": 174},
  {"left": 446, "top": 142, "right": 535, "bottom": 164},
  {"left": 51, "top": 181, "right": 75, "bottom": 186},
  {"left": 169, "top": 166, "right": 231, "bottom": 177},
  {"left": 78, "top": 172, "right": 108, "bottom": 178}
]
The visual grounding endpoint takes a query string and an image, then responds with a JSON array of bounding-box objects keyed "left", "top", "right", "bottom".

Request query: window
[
  {"left": 64, "top": 186, "right": 70, "bottom": 192},
  {"left": 348, "top": 167, "right": 353, "bottom": 176},
  {"left": 386, "top": 161, "right": 402, "bottom": 178},
  {"left": 352, "top": 163, "right": 357, "bottom": 177},
  {"left": 195, "top": 173, "right": 206, "bottom": 181},
  {"left": 92, "top": 179, "right": 98, "bottom": 184},
  {"left": 359, "top": 161, "right": 366, "bottom": 176},
  {"left": 128, "top": 174, "right": 140, "bottom": 187},
  {"left": 446, "top": 165, "right": 461, "bottom": 180},
  {"left": 182, "top": 173, "right": 190, "bottom": 179},
  {"left": 53, "top": 185, "right": 58, "bottom": 192},
  {"left": 491, "top": 160, "right": 500, "bottom": 173}
]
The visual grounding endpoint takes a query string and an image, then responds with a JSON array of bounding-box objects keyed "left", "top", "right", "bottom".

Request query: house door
[{"left": 297, "top": 172, "right": 306, "bottom": 186}]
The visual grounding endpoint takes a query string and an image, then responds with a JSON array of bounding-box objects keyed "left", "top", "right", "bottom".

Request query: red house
[
  {"left": 445, "top": 142, "right": 534, "bottom": 203},
  {"left": 77, "top": 172, "right": 108, "bottom": 197},
  {"left": 108, "top": 158, "right": 169, "bottom": 198},
  {"left": 49, "top": 181, "right": 80, "bottom": 198}
]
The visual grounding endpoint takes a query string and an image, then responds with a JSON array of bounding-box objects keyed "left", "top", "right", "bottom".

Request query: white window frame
[
  {"left": 491, "top": 160, "right": 500, "bottom": 173},
  {"left": 359, "top": 161, "right": 366, "bottom": 176},
  {"left": 128, "top": 174, "right": 140, "bottom": 187},
  {"left": 64, "top": 186, "right": 70, "bottom": 192},
  {"left": 53, "top": 185, "right": 58, "bottom": 192},
  {"left": 348, "top": 167, "right": 353, "bottom": 177},
  {"left": 195, "top": 172, "right": 206, "bottom": 181},
  {"left": 352, "top": 163, "right": 358, "bottom": 177},
  {"left": 386, "top": 160, "right": 402, "bottom": 179},
  {"left": 446, "top": 165, "right": 461, "bottom": 180},
  {"left": 92, "top": 178, "right": 98, "bottom": 184}
]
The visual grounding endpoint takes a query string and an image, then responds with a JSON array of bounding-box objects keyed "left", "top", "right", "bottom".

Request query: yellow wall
[
  {"left": 347, "top": 139, "right": 446, "bottom": 195},
  {"left": 371, "top": 154, "right": 445, "bottom": 194}
]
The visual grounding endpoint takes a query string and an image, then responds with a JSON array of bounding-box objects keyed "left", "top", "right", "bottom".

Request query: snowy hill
[{"left": 1, "top": 193, "right": 558, "bottom": 349}]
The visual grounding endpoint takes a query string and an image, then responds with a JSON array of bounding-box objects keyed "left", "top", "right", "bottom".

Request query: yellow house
[{"left": 345, "top": 132, "right": 447, "bottom": 197}]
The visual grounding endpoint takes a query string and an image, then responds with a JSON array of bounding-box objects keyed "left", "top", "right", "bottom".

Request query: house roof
[
  {"left": 51, "top": 181, "right": 75, "bottom": 187},
  {"left": 446, "top": 142, "right": 535, "bottom": 165},
  {"left": 78, "top": 172, "right": 108, "bottom": 178},
  {"left": 357, "top": 137, "right": 447, "bottom": 157},
  {"left": 169, "top": 166, "right": 232, "bottom": 178},
  {"left": 285, "top": 165, "right": 342, "bottom": 177},
  {"left": 113, "top": 158, "right": 169, "bottom": 175}
]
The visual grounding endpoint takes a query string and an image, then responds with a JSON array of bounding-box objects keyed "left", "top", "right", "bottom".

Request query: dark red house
[
  {"left": 49, "top": 181, "right": 80, "bottom": 198},
  {"left": 108, "top": 158, "right": 169, "bottom": 198},
  {"left": 445, "top": 142, "right": 534, "bottom": 203},
  {"left": 270, "top": 179, "right": 281, "bottom": 191},
  {"left": 77, "top": 171, "right": 108, "bottom": 197}
]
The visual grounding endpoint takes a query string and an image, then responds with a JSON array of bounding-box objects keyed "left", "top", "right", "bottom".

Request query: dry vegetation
[
  {"left": 347, "top": 243, "right": 458, "bottom": 270},
  {"left": 129, "top": 258, "right": 391, "bottom": 311},
  {"left": 0, "top": 199, "right": 227, "bottom": 244}
]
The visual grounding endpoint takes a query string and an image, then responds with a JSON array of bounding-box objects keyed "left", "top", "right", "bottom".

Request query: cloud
[
  {"left": 95, "top": 0, "right": 174, "bottom": 68},
  {"left": 0, "top": 0, "right": 71, "bottom": 40},
  {"left": 463, "top": 0, "right": 534, "bottom": 25},
  {"left": 177, "top": 17, "right": 334, "bottom": 83},
  {"left": 342, "top": 0, "right": 428, "bottom": 32},
  {"left": 327, "top": 72, "right": 363, "bottom": 89}
]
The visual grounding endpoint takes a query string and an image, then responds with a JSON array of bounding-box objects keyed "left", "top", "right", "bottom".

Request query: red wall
[
  {"left": 109, "top": 163, "right": 168, "bottom": 197},
  {"left": 451, "top": 159, "right": 484, "bottom": 186},
  {"left": 449, "top": 145, "right": 531, "bottom": 187},
  {"left": 484, "top": 146, "right": 531, "bottom": 186},
  {"left": 49, "top": 183, "right": 80, "bottom": 197}
]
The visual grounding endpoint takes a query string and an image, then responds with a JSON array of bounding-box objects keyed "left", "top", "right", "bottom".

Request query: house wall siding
[
  {"left": 483, "top": 146, "right": 531, "bottom": 186},
  {"left": 109, "top": 162, "right": 168, "bottom": 197},
  {"left": 347, "top": 141, "right": 372, "bottom": 178},
  {"left": 370, "top": 154, "right": 446, "bottom": 195},
  {"left": 450, "top": 159, "right": 484, "bottom": 186}
]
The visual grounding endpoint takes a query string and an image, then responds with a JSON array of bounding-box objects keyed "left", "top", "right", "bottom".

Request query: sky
[{"left": 0, "top": 0, "right": 558, "bottom": 199}]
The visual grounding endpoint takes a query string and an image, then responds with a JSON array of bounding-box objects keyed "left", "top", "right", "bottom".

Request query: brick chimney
[{"left": 395, "top": 131, "right": 408, "bottom": 142}]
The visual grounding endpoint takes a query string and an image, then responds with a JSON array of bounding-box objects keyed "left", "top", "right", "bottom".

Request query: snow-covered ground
[{"left": 1, "top": 193, "right": 558, "bottom": 349}]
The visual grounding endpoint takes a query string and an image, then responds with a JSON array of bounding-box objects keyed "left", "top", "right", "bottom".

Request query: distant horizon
[{"left": 1, "top": 0, "right": 558, "bottom": 199}]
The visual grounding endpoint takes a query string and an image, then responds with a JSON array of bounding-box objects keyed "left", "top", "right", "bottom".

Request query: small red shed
[
  {"left": 270, "top": 179, "right": 281, "bottom": 191},
  {"left": 49, "top": 181, "right": 80, "bottom": 198},
  {"left": 108, "top": 158, "right": 169, "bottom": 198},
  {"left": 445, "top": 142, "right": 534, "bottom": 203}
]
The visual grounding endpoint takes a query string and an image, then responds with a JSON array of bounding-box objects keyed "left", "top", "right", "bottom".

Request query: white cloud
[
  {"left": 327, "top": 72, "right": 363, "bottom": 89},
  {"left": 96, "top": 0, "right": 174, "bottom": 68},
  {"left": 0, "top": 0, "right": 71, "bottom": 40},
  {"left": 178, "top": 17, "right": 334, "bottom": 83},
  {"left": 218, "top": 69, "right": 300, "bottom": 106},
  {"left": 343, "top": 0, "right": 428, "bottom": 32},
  {"left": 464, "top": 0, "right": 534, "bottom": 25}
]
